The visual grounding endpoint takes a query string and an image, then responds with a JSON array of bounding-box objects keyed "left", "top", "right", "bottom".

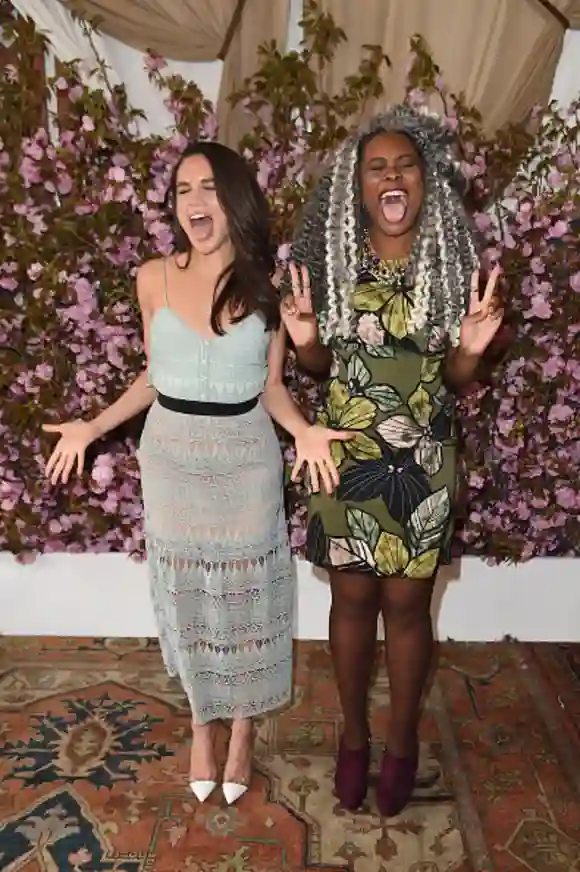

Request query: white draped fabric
[{"left": 8, "top": 1, "right": 580, "bottom": 137}]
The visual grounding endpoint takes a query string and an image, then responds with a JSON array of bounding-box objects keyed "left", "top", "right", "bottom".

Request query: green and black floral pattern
[{"left": 307, "top": 271, "right": 457, "bottom": 579}]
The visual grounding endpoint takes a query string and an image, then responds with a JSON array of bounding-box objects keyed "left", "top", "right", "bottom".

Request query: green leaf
[
  {"left": 380, "top": 292, "right": 410, "bottom": 340},
  {"left": 374, "top": 532, "right": 409, "bottom": 576},
  {"left": 406, "top": 488, "right": 451, "bottom": 555},
  {"left": 420, "top": 355, "right": 442, "bottom": 383},
  {"left": 408, "top": 385, "right": 432, "bottom": 428},
  {"left": 340, "top": 397, "right": 377, "bottom": 430},
  {"left": 364, "top": 343, "right": 395, "bottom": 359},
  {"left": 347, "top": 353, "right": 371, "bottom": 387},
  {"left": 352, "top": 283, "right": 390, "bottom": 312},
  {"left": 346, "top": 432, "right": 382, "bottom": 460},
  {"left": 364, "top": 384, "right": 402, "bottom": 414},
  {"left": 404, "top": 549, "right": 439, "bottom": 579},
  {"left": 346, "top": 507, "right": 381, "bottom": 551}
]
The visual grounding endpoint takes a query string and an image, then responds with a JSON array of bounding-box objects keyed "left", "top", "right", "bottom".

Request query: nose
[{"left": 384, "top": 165, "right": 401, "bottom": 180}]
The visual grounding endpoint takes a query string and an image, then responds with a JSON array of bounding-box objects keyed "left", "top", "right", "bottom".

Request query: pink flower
[
  {"left": 108, "top": 166, "right": 126, "bottom": 183},
  {"left": 357, "top": 314, "right": 384, "bottom": 345},
  {"left": 570, "top": 273, "right": 580, "bottom": 292},
  {"left": 548, "top": 219, "right": 568, "bottom": 238},
  {"left": 27, "top": 262, "right": 43, "bottom": 280},
  {"left": 144, "top": 53, "right": 167, "bottom": 72},
  {"left": 526, "top": 296, "right": 552, "bottom": 319},
  {"left": 92, "top": 455, "right": 115, "bottom": 487},
  {"left": 473, "top": 212, "right": 492, "bottom": 232},
  {"left": 81, "top": 115, "right": 95, "bottom": 132},
  {"left": 555, "top": 487, "right": 577, "bottom": 508},
  {"left": 548, "top": 404, "right": 573, "bottom": 422}
]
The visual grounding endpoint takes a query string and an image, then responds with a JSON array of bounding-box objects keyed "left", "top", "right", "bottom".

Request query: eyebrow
[
  {"left": 176, "top": 176, "right": 214, "bottom": 187},
  {"left": 366, "top": 153, "right": 417, "bottom": 163}
]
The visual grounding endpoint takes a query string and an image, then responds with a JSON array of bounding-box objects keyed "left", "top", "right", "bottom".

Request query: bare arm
[
  {"left": 293, "top": 337, "right": 333, "bottom": 379},
  {"left": 91, "top": 369, "right": 155, "bottom": 437},
  {"left": 261, "top": 325, "right": 310, "bottom": 438},
  {"left": 261, "top": 326, "right": 352, "bottom": 494},
  {"left": 43, "top": 261, "right": 159, "bottom": 484},
  {"left": 443, "top": 347, "right": 482, "bottom": 391}
]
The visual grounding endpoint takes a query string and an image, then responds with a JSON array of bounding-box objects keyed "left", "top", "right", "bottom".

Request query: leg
[
  {"left": 189, "top": 717, "right": 218, "bottom": 803},
  {"left": 376, "top": 575, "right": 435, "bottom": 816},
  {"left": 329, "top": 569, "right": 381, "bottom": 747},
  {"left": 380, "top": 576, "right": 435, "bottom": 754},
  {"left": 329, "top": 569, "right": 381, "bottom": 809},
  {"left": 223, "top": 716, "right": 254, "bottom": 804}
]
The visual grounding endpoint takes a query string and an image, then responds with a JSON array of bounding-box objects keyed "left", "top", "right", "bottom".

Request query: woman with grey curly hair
[{"left": 282, "top": 105, "right": 503, "bottom": 817}]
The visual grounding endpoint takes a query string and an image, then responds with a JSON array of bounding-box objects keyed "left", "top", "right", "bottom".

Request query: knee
[
  {"left": 331, "top": 586, "right": 379, "bottom": 622},
  {"left": 382, "top": 584, "right": 432, "bottom": 629}
]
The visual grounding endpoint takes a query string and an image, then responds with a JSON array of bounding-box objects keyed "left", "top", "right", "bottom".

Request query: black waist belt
[{"left": 157, "top": 393, "right": 259, "bottom": 416}]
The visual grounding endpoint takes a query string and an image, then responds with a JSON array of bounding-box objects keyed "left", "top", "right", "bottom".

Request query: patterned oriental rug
[{"left": 1, "top": 638, "right": 580, "bottom": 872}]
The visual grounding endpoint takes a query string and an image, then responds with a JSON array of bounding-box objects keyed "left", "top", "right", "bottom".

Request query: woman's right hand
[
  {"left": 42, "top": 420, "right": 100, "bottom": 485},
  {"left": 280, "top": 262, "right": 319, "bottom": 349}
]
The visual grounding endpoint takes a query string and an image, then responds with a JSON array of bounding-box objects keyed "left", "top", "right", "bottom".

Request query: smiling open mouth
[
  {"left": 380, "top": 189, "right": 408, "bottom": 224},
  {"left": 188, "top": 213, "right": 213, "bottom": 239}
]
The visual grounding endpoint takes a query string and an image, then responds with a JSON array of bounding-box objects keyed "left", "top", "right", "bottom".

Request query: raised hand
[
  {"left": 43, "top": 420, "right": 99, "bottom": 485},
  {"left": 291, "top": 425, "right": 353, "bottom": 494},
  {"left": 459, "top": 265, "right": 504, "bottom": 356},
  {"left": 280, "top": 262, "right": 319, "bottom": 349}
]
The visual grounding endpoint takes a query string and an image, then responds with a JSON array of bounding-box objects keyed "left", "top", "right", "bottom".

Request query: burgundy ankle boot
[
  {"left": 334, "top": 736, "right": 371, "bottom": 811},
  {"left": 376, "top": 745, "right": 419, "bottom": 817}
]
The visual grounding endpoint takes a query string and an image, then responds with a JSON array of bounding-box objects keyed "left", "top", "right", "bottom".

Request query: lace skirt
[{"left": 137, "top": 398, "right": 294, "bottom": 724}]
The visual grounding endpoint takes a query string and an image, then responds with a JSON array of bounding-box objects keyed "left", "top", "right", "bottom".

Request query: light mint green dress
[{"left": 137, "top": 291, "right": 293, "bottom": 725}]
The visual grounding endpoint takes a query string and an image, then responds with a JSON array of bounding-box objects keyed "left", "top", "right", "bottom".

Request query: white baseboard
[{"left": 0, "top": 553, "right": 577, "bottom": 641}]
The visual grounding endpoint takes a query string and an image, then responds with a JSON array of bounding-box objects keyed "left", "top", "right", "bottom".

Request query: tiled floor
[{"left": 1, "top": 638, "right": 579, "bottom": 871}]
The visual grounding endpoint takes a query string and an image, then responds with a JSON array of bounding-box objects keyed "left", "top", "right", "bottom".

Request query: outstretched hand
[
  {"left": 292, "top": 425, "right": 353, "bottom": 494},
  {"left": 42, "top": 419, "right": 99, "bottom": 485},
  {"left": 459, "top": 265, "right": 504, "bottom": 356}
]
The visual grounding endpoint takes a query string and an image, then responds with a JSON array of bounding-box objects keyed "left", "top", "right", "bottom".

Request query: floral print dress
[{"left": 307, "top": 266, "right": 457, "bottom": 579}]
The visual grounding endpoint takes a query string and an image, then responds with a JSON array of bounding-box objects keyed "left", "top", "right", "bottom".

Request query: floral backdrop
[{"left": 1, "top": 2, "right": 579, "bottom": 564}]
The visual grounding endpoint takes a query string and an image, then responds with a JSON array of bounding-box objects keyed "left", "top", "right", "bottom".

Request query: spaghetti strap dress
[
  {"left": 137, "top": 268, "right": 294, "bottom": 724},
  {"left": 306, "top": 266, "right": 457, "bottom": 578}
]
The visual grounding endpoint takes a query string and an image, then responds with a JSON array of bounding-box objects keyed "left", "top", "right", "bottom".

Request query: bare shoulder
[{"left": 136, "top": 257, "right": 168, "bottom": 308}]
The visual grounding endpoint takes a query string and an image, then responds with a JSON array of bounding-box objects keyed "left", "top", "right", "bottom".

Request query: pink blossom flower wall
[{"left": 1, "top": 25, "right": 579, "bottom": 564}]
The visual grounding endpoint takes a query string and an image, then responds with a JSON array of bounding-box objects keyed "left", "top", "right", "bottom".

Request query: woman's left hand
[
  {"left": 459, "top": 265, "right": 505, "bottom": 356},
  {"left": 292, "top": 425, "right": 353, "bottom": 494}
]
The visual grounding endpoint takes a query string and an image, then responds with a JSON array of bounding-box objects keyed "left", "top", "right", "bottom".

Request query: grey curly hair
[{"left": 290, "top": 104, "right": 479, "bottom": 347}]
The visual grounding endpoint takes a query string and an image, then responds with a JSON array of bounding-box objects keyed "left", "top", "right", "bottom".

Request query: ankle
[
  {"left": 342, "top": 724, "right": 370, "bottom": 750},
  {"left": 385, "top": 727, "right": 419, "bottom": 758}
]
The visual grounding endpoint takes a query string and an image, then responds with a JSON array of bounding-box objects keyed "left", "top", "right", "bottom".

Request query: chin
[
  {"left": 189, "top": 233, "right": 230, "bottom": 256},
  {"left": 375, "top": 213, "right": 418, "bottom": 240}
]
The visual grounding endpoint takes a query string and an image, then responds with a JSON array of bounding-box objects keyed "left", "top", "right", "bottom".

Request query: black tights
[{"left": 328, "top": 569, "right": 434, "bottom": 756}]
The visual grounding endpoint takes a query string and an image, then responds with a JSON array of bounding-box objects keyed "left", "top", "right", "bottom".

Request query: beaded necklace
[{"left": 362, "top": 232, "right": 409, "bottom": 288}]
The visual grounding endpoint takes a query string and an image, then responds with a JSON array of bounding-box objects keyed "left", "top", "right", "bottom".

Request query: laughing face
[
  {"left": 360, "top": 131, "right": 424, "bottom": 244},
  {"left": 174, "top": 154, "right": 230, "bottom": 255}
]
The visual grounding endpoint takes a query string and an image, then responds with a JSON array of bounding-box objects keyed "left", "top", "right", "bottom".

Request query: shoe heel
[
  {"left": 376, "top": 746, "right": 418, "bottom": 817},
  {"left": 334, "top": 737, "right": 371, "bottom": 811}
]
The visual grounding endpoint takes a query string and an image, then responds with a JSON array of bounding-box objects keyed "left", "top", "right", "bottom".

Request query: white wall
[
  {"left": 100, "top": 22, "right": 579, "bottom": 135},
  {"left": 39, "top": 3, "right": 580, "bottom": 136},
  {"left": 2, "top": 10, "right": 580, "bottom": 641},
  {"left": 1, "top": 554, "right": 579, "bottom": 641}
]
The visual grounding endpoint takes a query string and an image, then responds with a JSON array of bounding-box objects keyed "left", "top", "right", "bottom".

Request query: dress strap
[{"left": 163, "top": 258, "right": 170, "bottom": 308}]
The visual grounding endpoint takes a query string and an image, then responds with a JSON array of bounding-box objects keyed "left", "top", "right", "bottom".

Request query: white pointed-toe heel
[
  {"left": 189, "top": 780, "right": 217, "bottom": 803},
  {"left": 222, "top": 781, "right": 248, "bottom": 805}
]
